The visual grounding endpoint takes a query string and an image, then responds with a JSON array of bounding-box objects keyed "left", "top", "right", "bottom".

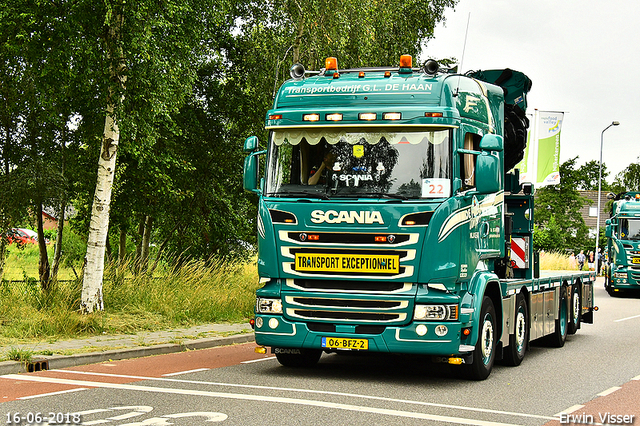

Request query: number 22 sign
[{"left": 421, "top": 178, "right": 451, "bottom": 198}]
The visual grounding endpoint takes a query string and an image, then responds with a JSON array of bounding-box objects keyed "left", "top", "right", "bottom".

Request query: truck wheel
[
  {"left": 464, "top": 296, "right": 497, "bottom": 380},
  {"left": 568, "top": 285, "right": 581, "bottom": 335},
  {"left": 503, "top": 293, "right": 528, "bottom": 366},
  {"left": 275, "top": 349, "right": 322, "bottom": 368},
  {"left": 547, "top": 288, "right": 568, "bottom": 347}
]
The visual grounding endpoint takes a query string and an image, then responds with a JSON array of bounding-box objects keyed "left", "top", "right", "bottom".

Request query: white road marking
[
  {"left": 45, "top": 370, "right": 554, "bottom": 422},
  {"left": 614, "top": 314, "right": 640, "bottom": 322},
  {"left": 162, "top": 368, "right": 209, "bottom": 376},
  {"left": 18, "top": 387, "right": 88, "bottom": 400},
  {"left": 5, "top": 374, "right": 528, "bottom": 426},
  {"left": 554, "top": 404, "right": 584, "bottom": 417},
  {"left": 596, "top": 386, "right": 621, "bottom": 397},
  {"left": 241, "top": 356, "right": 276, "bottom": 364},
  {"left": 633, "top": 375, "right": 640, "bottom": 381}
]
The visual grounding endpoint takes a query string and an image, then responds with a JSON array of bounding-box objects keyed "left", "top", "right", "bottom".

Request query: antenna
[{"left": 454, "top": 12, "right": 471, "bottom": 97}]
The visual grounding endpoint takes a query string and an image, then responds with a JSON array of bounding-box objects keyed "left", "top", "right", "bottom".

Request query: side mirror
[
  {"left": 243, "top": 154, "right": 259, "bottom": 192},
  {"left": 479, "top": 134, "right": 503, "bottom": 152},
  {"left": 476, "top": 152, "right": 501, "bottom": 194},
  {"left": 605, "top": 220, "right": 612, "bottom": 238},
  {"left": 244, "top": 136, "right": 259, "bottom": 153}
]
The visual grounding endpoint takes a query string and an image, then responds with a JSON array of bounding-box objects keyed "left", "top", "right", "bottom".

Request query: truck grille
[
  {"left": 284, "top": 295, "right": 410, "bottom": 324},
  {"left": 287, "top": 278, "right": 412, "bottom": 293},
  {"left": 289, "top": 310, "right": 405, "bottom": 322}
]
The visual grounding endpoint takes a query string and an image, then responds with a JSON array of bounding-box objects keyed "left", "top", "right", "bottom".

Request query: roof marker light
[
  {"left": 425, "top": 112, "right": 443, "bottom": 118},
  {"left": 359, "top": 71, "right": 365, "bottom": 78},
  {"left": 269, "top": 114, "right": 283, "bottom": 120},
  {"left": 303, "top": 114, "right": 320, "bottom": 122},
  {"left": 359, "top": 112, "right": 377, "bottom": 121},
  {"left": 326, "top": 113, "right": 343, "bottom": 121},
  {"left": 383, "top": 112, "right": 402, "bottom": 120}
]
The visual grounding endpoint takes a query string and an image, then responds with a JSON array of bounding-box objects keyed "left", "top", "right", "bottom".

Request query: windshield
[
  {"left": 265, "top": 127, "right": 451, "bottom": 199},
  {"left": 619, "top": 219, "right": 640, "bottom": 240}
]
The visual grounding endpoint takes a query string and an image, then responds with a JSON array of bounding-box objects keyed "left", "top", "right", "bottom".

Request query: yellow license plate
[
  {"left": 322, "top": 337, "right": 368, "bottom": 350},
  {"left": 295, "top": 253, "right": 399, "bottom": 274},
  {"left": 633, "top": 258, "right": 640, "bottom": 264}
]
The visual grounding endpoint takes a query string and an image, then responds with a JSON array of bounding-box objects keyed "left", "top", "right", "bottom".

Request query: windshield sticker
[{"left": 422, "top": 178, "right": 451, "bottom": 198}]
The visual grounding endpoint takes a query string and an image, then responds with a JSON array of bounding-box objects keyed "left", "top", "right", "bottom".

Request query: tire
[
  {"left": 503, "top": 293, "right": 528, "bottom": 366},
  {"left": 568, "top": 285, "right": 581, "bottom": 335},
  {"left": 275, "top": 348, "right": 322, "bottom": 368},
  {"left": 464, "top": 296, "right": 497, "bottom": 380},
  {"left": 547, "top": 287, "right": 568, "bottom": 348}
]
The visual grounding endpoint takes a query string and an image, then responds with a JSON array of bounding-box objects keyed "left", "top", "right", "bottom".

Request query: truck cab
[{"left": 605, "top": 192, "right": 640, "bottom": 295}]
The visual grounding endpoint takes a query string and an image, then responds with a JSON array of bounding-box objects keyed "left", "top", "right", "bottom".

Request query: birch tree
[{"left": 80, "top": 0, "right": 230, "bottom": 312}]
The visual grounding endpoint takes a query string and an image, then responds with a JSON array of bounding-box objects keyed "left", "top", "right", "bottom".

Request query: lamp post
[{"left": 595, "top": 121, "right": 620, "bottom": 273}]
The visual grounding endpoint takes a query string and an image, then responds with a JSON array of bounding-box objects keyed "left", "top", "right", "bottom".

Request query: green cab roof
[{"left": 267, "top": 69, "right": 504, "bottom": 132}]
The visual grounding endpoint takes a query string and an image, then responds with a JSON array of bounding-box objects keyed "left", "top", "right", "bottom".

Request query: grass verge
[{"left": 0, "top": 257, "right": 259, "bottom": 361}]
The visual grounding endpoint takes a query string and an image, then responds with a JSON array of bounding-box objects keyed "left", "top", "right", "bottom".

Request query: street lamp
[{"left": 595, "top": 121, "right": 620, "bottom": 272}]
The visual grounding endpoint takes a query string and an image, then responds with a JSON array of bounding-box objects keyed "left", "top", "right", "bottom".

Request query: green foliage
[
  {"left": 613, "top": 159, "right": 640, "bottom": 193},
  {"left": 534, "top": 157, "right": 590, "bottom": 252}
]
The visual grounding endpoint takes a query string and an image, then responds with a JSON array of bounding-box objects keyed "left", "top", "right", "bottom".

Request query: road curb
[{"left": 0, "top": 332, "right": 255, "bottom": 376}]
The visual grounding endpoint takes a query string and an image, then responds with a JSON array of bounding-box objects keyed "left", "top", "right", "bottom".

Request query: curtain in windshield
[{"left": 266, "top": 128, "right": 451, "bottom": 198}]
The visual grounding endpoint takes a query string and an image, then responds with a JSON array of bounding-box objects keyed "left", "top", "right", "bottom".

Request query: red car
[{"left": 6, "top": 228, "right": 37, "bottom": 244}]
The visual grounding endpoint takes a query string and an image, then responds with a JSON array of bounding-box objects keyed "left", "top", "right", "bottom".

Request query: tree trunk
[
  {"left": 118, "top": 227, "right": 127, "bottom": 266},
  {"left": 140, "top": 215, "right": 153, "bottom": 273},
  {"left": 80, "top": 11, "right": 126, "bottom": 313},
  {"left": 51, "top": 200, "right": 65, "bottom": 280},
  {"left": 37, "top": 202, "right": 51, "bottom": 291}
]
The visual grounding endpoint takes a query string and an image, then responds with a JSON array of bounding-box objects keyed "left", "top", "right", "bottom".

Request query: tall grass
[
  {"left": 539, "top": 251, "right": 579, "bottom": 271},
  {"left": 0, "top": 257, "right": 259, "bottom": 346}
]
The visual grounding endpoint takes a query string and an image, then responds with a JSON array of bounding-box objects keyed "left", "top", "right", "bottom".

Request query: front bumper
[{"left": 254, "top": 315, "right": 470, "bottom": 356}]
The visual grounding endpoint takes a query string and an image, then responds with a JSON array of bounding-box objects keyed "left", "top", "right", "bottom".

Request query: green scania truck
[
  {"left": 243, "top": 55, "right": 596, "bottom": 379},
  {"left": 604, "top": 192, "right": 640, "bottom": 295}
]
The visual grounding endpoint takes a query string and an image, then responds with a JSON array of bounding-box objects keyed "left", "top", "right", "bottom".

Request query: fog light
[
  {"left": 416, "top": 324, "right": 428, "bottom": 336},
  {"left": 269, "top": 318, "right": 279, "bottom": 329},
  {"left": 434, "top": 325, "right": 448, "bottom": 337},
  {"left": 255, "top": 317, "right": 264, "bottom": 328}
]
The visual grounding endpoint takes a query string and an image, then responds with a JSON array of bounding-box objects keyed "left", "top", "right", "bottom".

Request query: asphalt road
[{"left": 2, "top": 278, "right": 639, "bottom": 426}]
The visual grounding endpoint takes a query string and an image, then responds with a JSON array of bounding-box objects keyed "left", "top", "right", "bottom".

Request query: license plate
[
  {"left": 295, "top": 253, "right": 399, "bottom": 274},
  {"left": 633, "top": 258, "right": 640, "bottom": 264},
  {"left": 321, "top": 337, "right": 368, "bottom": 350}
]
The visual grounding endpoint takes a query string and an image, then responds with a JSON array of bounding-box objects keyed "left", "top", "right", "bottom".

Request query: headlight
[
  {"left": 256, "top": 298, "right": 283, "bottom": 314},
  {"left": 414, "top": 304, "right": 458, "bottom": 321}
]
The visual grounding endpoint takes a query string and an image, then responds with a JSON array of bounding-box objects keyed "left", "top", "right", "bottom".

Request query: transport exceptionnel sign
[{"left": 295, "top": 252, "right": 400, "bottom": 274}]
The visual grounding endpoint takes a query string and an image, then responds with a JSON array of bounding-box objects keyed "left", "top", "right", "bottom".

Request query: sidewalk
[{"left": 0, "top": 323, "right": 255, "bottom": 375}]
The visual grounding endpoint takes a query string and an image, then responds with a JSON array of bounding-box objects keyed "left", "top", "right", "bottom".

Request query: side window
[{"left": 461, "top": 133, "right": 481, "bottom": 189}]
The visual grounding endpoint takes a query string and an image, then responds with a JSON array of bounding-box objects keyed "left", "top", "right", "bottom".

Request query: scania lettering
[
  {"left": 604, "top": 192, "right": 640, "bottom": 295},
  {"left": 243, "top": 56, "right": 597, "bottom": 379},
  {"left": 310, "top": 210, "right": 384, "bottom": 224}
]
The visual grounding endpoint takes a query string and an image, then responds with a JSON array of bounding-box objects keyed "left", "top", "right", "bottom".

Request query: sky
[{"left": 423, "top": 0, "right": 638, "bottom": 182}]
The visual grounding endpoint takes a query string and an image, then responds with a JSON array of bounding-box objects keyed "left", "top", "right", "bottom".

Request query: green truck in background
[
  {"left": 243, "top": 55, "right": 596, "bottom": 379},
  {"left": 605, "top": 192, "right": 640, "bottom": 295}
]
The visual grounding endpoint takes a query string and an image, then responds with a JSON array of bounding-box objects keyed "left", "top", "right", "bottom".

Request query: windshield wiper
[
  {"left": 355, "top": 192, "right": 410, "bottom": 200},
  {"left": 270, "top": 191, "right": 330, "bottom": 200}
]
